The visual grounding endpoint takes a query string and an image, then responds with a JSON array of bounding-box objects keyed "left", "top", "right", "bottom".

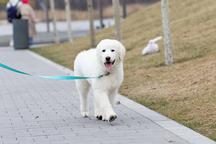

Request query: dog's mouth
[{"left": 104, "top": 60, "right": 115, "bottom": 71}]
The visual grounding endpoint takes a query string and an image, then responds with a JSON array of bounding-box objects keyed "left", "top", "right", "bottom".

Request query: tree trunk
[
  {"left": 50, "top": 0, "right": 59, "bottom": 44},
  {"left": 87, "top": 0, "right": 96, "bottom": 47},
  {"left": 46, "top": 0, "right": 50, "bottom": 32},
  {"left": 97, "top": 0, "right": 104, "bottom": 28},
  {"left": 122, "top": 0, "right": 127, "bottom": 18},
  {"left": 112, "top": 0, "right": 122, "bottom": 41},
  {"left": 65, "top": 0, "right": 73, "bottom": 43},
  {"left": 161, "top": 0, "right": 173, "bottom": 65}
]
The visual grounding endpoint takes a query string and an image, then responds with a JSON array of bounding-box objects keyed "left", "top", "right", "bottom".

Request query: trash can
[{"left": 13, "top": 19, "right": 29, "bottom": 49}]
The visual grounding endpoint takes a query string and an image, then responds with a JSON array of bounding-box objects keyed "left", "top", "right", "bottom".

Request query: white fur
[
  {"left": 74, "top": 39, "right": 126, "bottom": 122},
  {"left": 142, "top": 36, "right": 162, "bottom": 55}
]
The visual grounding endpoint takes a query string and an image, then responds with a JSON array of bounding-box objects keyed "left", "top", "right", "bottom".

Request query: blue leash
[{"left": 0, "top": 63, "right": 99, "bottom": 80}]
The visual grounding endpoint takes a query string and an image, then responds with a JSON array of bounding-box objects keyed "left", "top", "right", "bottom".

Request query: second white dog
[
  {"left": 142, "top": 36, "right": 162, "bottom": 55},
  {"left": 74, "top": 39, "right": 126, "bottom": 122}
]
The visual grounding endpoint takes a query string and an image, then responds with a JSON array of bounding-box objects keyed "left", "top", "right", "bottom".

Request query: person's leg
[
  {"left": 10, "top": 23, "right": 14, "bottom": 47},
  {"left": 10, "top": 39, "right": 14, "bottom": 47},
  {"left": 28, "top": 37, "right": 33, "bottom": 45}
]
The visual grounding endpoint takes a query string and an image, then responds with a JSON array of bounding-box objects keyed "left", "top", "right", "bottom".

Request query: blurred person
[
  {"left": 20, "top": 0, "right": 37, "bottom": 45},
  {"left": 6, "top": 0, "right": 22, "bottom": 46},
  {"left": 6, "top": 0, "right": 22, "bottom": 23}
]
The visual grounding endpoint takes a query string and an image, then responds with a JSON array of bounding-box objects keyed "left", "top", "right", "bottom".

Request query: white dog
[
  {"left": 142, "top": 36, "right": 162, "bottom": 55},
  {"left": 74, "top": 39, "right": 126, "bottom": 122}
]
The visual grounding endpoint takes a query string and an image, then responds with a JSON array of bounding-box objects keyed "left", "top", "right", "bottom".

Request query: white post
[
  {"left": 112, "top": 0, "right": 122, "bottom": 41},
  {"left": 49, "top": 0, "right": 59, "bottom": 44},
  {"left": 87, "top": 0, "right": 96, "bottom": 47},
  {"left": 161, "top": 0, "right": 173, "bottom": 65},
  {"left": 65, "top": 0, "right": 73, "bottom": 43}
]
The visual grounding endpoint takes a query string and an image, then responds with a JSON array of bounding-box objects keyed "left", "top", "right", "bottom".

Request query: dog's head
[{"left": 96, "top": 39, "right": 126, "bottom": 72}]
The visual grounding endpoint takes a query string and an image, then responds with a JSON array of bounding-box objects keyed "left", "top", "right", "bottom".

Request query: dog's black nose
[{"left": 106, "top": 57, "right": 111, "bottom": 61}]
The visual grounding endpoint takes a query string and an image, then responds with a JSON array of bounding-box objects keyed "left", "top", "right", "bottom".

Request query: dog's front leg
[
  {"left": 93, "top": 89, "right": 117, "bottom": 122},
  {"left": 109, "top": 89, "right": 118, "bottom": 107}
]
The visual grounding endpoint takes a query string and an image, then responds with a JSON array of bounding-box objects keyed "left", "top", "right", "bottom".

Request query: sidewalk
[
  {"left": 0, "top": 19, "right": 114, "bottom": 36},
  {"left": 0, "top": 47, "right": 215, "bottom": 144},
  {"left": 0, "top": 19, "right": 114, "bottom": 46}
]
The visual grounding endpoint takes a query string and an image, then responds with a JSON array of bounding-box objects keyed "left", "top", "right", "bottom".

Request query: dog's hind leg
[{"left": 76, "top": 80, "right": 90, "bottom": 117}]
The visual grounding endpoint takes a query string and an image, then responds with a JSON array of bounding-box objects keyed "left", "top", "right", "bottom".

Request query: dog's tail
[{"left": 150, "top": 36, "right": 162, "bottom": 43}]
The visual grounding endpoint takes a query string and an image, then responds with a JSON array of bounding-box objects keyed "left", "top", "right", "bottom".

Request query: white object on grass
[{"left": 142, "top": 36, "right": 162, "bottom": 55}]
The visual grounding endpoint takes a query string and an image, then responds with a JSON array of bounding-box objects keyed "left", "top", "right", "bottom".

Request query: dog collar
[{"left": 98, "top": 72, "right": 110, "bottom": 78}]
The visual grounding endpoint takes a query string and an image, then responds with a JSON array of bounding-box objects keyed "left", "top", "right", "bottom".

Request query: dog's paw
[
  {"left": 96, "top": 114, "right": 117, "bottom": 122},
  {"left": 109, "top": 115, "right": 117, "bottom": 122},
  {"left": 95, "top": 108, "right": 117, "bottom": 122},
  {"left": 95, "top": 110, "right": 103, "bottom": 120},
  {"left": 81, "top": 111, "right": 89, "bottom": 118},
  {"left": 102, "top": 110, "right": 117, "bottom": 122},
  {"left": 96, "top": 115, "right": 103, "bottom": 120}
]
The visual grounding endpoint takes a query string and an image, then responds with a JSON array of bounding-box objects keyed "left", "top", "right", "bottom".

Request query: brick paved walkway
[{"left": 0, "top": 47, "right": 215, "bottom": 144}]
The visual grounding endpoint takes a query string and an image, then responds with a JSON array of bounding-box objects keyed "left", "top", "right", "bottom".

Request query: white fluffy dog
[
  {"left": 74, "top": 39, "right": 126, "bottom": 122},
  {"left": 142, "top": 36, "right": 162, "bottom": 55}
]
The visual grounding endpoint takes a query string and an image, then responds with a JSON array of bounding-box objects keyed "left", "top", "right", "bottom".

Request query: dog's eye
[
  {"left": 111, "top": 49, "right": 115, "bottom": 52},
  {"left": 102, "top": 49, "right": 106, "bottom": 52}
]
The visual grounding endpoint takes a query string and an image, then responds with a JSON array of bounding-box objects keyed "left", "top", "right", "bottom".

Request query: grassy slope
[{"left": 32, "top": 0, "right": 216, "bottom": 140}]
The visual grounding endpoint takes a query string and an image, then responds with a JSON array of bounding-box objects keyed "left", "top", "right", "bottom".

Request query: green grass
[{"left": 32, "top": 0, "right": 216, "bottom": 140}]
